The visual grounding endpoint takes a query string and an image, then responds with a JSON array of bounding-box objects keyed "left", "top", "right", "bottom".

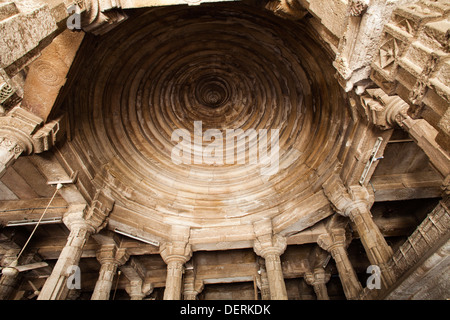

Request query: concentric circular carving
[
  {"left": 65, "top": 4, "right": 350, "bottom": 239},
  {"left": 33, "top": 60, "right": 63, "bottom": 87}
]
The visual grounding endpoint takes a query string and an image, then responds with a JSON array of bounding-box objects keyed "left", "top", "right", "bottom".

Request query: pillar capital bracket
[
  {"left": 360, "top": 89, "right": 409, "bottom": 130},
  {"left": 305, "top": 268, "right": 331, "bottom": 286},
  {"left": 62, "top": 189, "right": 115, "bottom": 234},
  {"left": 322, "top": 175, "right": 373, "bottom": 217},
  {"left": 125, "top": 279, "right": 154, "bottom": 300},
  {"left": 317, "top": 228, "right": 347, "bottom": 252},
  {"left": 160, "top": 241, "right": 192, "bottom": 265},
  {"left": 0, "top": 106, "right": 63, "bottom": 155},
  {"left": 253, "top": 233, "right": 287, "bottom": 258},
  {"left": 96, "top": 245, "right": 129, "bottom": 266}
]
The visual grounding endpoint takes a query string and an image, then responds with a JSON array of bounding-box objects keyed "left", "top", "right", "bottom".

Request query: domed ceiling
[{"left": 62, "top": 3, "right": 351, "bottom": 248}]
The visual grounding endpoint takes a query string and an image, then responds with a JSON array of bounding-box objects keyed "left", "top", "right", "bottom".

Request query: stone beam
[
  {"left": 0, "top": 197, "right": 67, "bottom": 225},
  {"left": 371, "top": 172, "right": 443, "bottom": 201},
  {"left": 20, "top": 29, "right": 84, "bottom": 121}
]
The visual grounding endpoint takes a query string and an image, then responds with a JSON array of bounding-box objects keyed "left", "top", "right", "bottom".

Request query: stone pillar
[
  {"left": 253, "top": 222, "right": 288, "bottom": 301},
  {"left": 91, "top": 245, "right": 129, "bottom": 300},
  {"left": 304, "top": 267, "right": 331, "bottom": 300},
  {"left": 37, "top": 208, "right": 94, "bottom": 300},
  {"left": 317, "top": 230, "right": 362, "bottom": 300},
  {"left": 183, "top": 270, "right": 203, "bottom": 300},
  {"left": 160, "top": 237, "right": 192, "bottom": 300},
  {"left": 38, "top": 192, "right": 114, "bottom": 300},
  {"left": 347, "top": 203, "right": 395, "bottom": 287},
  {"left": 0, "top": 250, "right": 21, "bottom": 300},
  {"left": 323, "top": 177, "right": 395, "bottom": 288}
]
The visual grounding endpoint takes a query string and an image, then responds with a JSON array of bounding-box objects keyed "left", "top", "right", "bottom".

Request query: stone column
[
  {"left": 183, "top": 270, "right": 203, "bottom": 300},
  {"left": 317, "top": 230, "right": 362, "bottom": 300},
  {"left": 253, "top": 233, "right": 288, "bottom": 300},
  {"left": 304, "top": 267, "right": 331, "bottom": 300},
  {"left": 347, "top": 203, "right": 395, "bottom": 287},
  {"left": 38, "top": 192, "right": 114, "bottom": 300},
  {"left": 37, "top": 208, "right": 94, "bottom": 300},
  {"left": 0, "top": 250, "right": 21, "bottom": 300},
  {"left": 160, "top": 240, "right": 192, "bottom": 300},
  {"left": 91, "top": 245, "right": 129, "bottom": 300},
  {"left": 323, "top": 177, "right": 395, "bottom": 288}
]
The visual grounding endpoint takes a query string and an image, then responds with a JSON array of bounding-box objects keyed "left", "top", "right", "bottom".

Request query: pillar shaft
[
  {"left": 264, "top": 253, "right": 288, "bottom": 300},
  {"left": 160, "top": 237, "right": 192, "bottom": 301},
  {"left": 164, "top": 259, "right": 185, "bottom": 300},
  {"left": 91, "top": 261, "right": 118, "bottom": 300},
  {"left": 38, "top": 224, "right": 92, "bottom": 300},
  {"left": 330, "top": 244, "right": 362, "bottom": 299},
  {"left": 258, "top": 265, "right": 271, "bottom": 300},
  {"left": 349, "top": 207, "right": 395, "bottom": 287},
  {"left": 0, "top": 251, "right": 20, "bottom": 300},
  {"left": 91, "top": 245, "right": 128, "bottom": 300},
  {"left": 313, "top": 282, "right": 329, "bottom": 300},
  {"left": 318, "top": 232, "right": 362, "bottom": 300}
]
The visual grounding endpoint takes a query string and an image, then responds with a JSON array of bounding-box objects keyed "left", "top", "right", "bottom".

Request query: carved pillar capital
[
  {"left": 322, "top": 175, "right": 373, "bottom": 218},
  {"left": 160, "top": 241, "right": 193, "bottom": 265},
  {"left": 0, "top": 107, "right": 63, "bottom": 155},
  {"left": 81, "top": 0, "right": 128, "bottom": 35},
  {"left": 253, "top": 218, "right": 287, "bottom": 258},
  {"left": 317, "top": 229, "right": 347, "bottom": 253},
  {"left": 305, "top": 268, "right": 331, "bottom": 286},
  {"left": 253, "top": 234, "right": 287, "bottom": 258},
  {"left": 63, "top": 190, "right": 114, "bottom": 234},
  {"left": 126, "top": 279, "right": 153, "bottom": 300},
  {"left": 360, "top": 89, "right": 409, "bottom": 130},
  {"left": 96, "top": 245, "right": 129, "bottom": 267}
]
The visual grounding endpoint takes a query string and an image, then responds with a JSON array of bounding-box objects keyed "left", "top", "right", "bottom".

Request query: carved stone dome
[{"left": 65, "top": 4, "right": 350, "bottom": 247}]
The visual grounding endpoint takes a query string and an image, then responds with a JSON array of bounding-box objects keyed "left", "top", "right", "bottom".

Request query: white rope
[{"left": 14, "top": 183, "right": 63, "bottom": 263}]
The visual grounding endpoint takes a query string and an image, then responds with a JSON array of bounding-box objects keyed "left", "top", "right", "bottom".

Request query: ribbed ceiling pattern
[{"left": 66, "top": 4, "right": 349, "bottom": 232}]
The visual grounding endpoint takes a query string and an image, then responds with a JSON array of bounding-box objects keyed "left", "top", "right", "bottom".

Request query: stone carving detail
[
  {"left": 349, "top": 0, "right": 369, "bottom": 17},
  {"left": 322, "top": 174, "right": 373, "bottom": 217},
  {"left": 33, "top": 60, "right": 64, "bottom": 87},
  {"left": 82, "top": 0, "right": 128, "bottom": 35},
  {"left": 370, "top": 1, "right": 450, "bottom": 151},
  {"left": 0, "top": 137, "right": 23, "bottom": 155},
  {"left": 378, "top": 36, "right": 400, "bottom": 70},
  {"left": 266, "top": 0, "right": 308, "bottom": 20},
  {"left": 0, "top": 82, "right": 14, "bottom": 104},
  {"left": 83, "top": 190, "right": 115, "bottom": 233}
]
